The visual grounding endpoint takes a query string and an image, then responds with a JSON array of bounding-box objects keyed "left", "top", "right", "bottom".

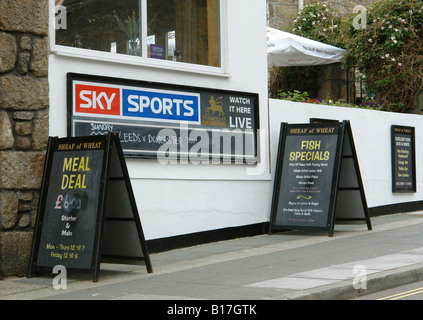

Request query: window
[{"left": 55, "top": 0, "right": 220, "bottom": 68}]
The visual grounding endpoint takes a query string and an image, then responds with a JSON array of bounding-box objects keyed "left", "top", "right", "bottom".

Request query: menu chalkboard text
[
  {"left": 270, "top": 121, "right": 372, "bottom": 237},
  {"left": 28, "top": 133, "right": 152, "bottom": 281}
]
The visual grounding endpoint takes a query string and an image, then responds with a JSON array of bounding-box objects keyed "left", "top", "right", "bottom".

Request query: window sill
[{"left": 51, "top": 45, "right": 230, "bottom": 78}]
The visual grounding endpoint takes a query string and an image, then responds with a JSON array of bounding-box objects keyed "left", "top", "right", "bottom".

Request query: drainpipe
[{"left": 299, "top": 0, "right": 304, "bottom": 10}]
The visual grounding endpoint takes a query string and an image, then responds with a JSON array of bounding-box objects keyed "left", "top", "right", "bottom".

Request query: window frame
[{"left": 50, "top": 0, "right": 228, "bottom": 76}]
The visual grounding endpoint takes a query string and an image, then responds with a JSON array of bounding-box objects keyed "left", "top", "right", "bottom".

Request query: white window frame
[{"left": 50, "top": 0, "right": 228, "bottom": 77}]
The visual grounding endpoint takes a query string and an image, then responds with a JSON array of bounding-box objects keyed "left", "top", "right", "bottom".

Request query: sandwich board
[
  {"left": 270, "top": 120, "right": 372, "bottom": 237},
  {"left": 28, "top": 133, "right": 152, "bottom": 281}
]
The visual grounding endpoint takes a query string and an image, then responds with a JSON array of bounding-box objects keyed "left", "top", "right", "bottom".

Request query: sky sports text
[{"left": 75, "top": 83, "right": 201, "bottom": 124}]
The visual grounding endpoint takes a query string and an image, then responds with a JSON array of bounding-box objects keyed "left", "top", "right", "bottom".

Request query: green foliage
[
  {"left": 285, "top": 0, "right": 423, "bottom": 112},
  {"left": 343, "top": 0, "right": 423, "bottom": 112},
  {"left": 277, "top": 90, "right": 309, "bottom": 102},
  {"left": 290, "top": 1, "right": 346, "bottom": 48},
  {"left": 277, "top": 90, "right": 385, "bottom": 111}
]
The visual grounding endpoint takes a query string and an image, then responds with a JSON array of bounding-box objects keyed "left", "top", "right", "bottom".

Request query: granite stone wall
[
  {"left": 267, "top": 0, "right": 378, "bottom": 29},
  {"left": 0, "top": 0, "right": 49, "bottom": 276}
]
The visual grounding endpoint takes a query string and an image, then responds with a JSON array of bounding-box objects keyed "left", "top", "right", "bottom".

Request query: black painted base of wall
[
  {"left": 146, "top": 223, "right": 269, "bottom": 254},
  {"left": 146, "top": 201, "right": 423, "bottom": 254},
  {"left": 369, "top": 200, "right": 423, "bottom": 217}
]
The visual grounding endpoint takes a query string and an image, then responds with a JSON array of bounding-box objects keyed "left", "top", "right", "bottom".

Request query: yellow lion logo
[{"left": 206, "top": 96, "right": 224, "bottom": 116}]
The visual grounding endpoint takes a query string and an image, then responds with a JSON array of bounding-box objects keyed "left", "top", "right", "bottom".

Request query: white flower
[
  {"left": 385, "top": 54, "right": 390, "bottom": 58},
  {"left": 368, "top": 38, "right": 373, "bottom": 42},
  {"left": 398, "top": 62, "right": 402, "bottom": 66}
]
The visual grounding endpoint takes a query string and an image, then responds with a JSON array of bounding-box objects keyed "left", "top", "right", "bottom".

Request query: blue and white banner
[{"left": 122, "top": 88, "right": 200, "bottom": 124}]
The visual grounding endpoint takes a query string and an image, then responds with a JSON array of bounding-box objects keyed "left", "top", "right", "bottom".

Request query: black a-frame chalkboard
[
  {"left": 270, "top": 120, "right": 372, "bottom": 237},
  {"left": 391, "top": 125, "right": 416, "bottom": 193},
  {"left": 28, "top": 133, "right": 152, "bottom": 281}
]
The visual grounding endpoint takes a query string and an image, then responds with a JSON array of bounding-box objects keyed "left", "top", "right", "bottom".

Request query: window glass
[
  {"left": 56, "top": 0, "right": 141, "bottom": 55},
  {"left": 147, "top": 0, "right": 220, "bottom": 66},
  {"left": 55, "top": 0, "right": 220, "bottom": 67}
]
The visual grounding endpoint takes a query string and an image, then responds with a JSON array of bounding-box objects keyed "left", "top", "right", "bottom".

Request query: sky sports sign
[
  {"left": 74, "top": 83, "right": 201, "bottom": 124},
  {"left": 68, "top": 73, "right": 258, "bottom": 162}
]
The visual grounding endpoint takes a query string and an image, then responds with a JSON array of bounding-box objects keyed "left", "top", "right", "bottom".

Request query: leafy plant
[
  {"left": 277, "top": 90, "right": 385, "bottom": 110},
  {"left": 283, "top": 0, "right": 423, "bottom": 112},
  {"left": 343, "top": 0, "right": 423, "bottom": 112},
  {"left": 277, "top": 90, "right": 309, "bottom": 102},
  {"left": 290, "top": 1, "right": 346, "bottom": 48},
  {"left": 114, "top": 10, "right": 140, "bottom": 55}
]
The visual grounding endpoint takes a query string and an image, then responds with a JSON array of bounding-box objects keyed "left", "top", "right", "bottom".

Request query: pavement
[{"left": 2, "top": 212, "right": 423, "bottom": 301}]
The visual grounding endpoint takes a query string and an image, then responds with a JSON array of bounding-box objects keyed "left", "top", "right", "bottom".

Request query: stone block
[
  {"left": 0, "top": 151, "right": 45, "bottom": 189},
  {"left": 0, "top": 76, "right": 49, "bottom": 110},
  {"left": 15, "top": 121, "right": 32, "bottom": 136},
  {"left": 19, "top": 214, "right": 31, "bottom": 228},
  {"left": 17, "top": 191, "right": 33, "bottom": 202},
  {"left": 14, "top": 111, "right": 34, "bottom": 121},
  {"left": 0, "top": 231, "right": 33, "bottom": 276},
  {"left": 0, "top": 32, "right": 16, "bottom": 73},
  {"left": 0, "top": 191, "right": 18, "bottom": 229},
  {"left": 0, "top": 111, "right": 14, "bottom": 149},
  {"left": 16, "top": 137, "right": 32, "bottom": 150},
  {"left": 17, "top": 52, "right": 30, "bottom": 75},
  {"left": 0, "top": 0, "right": 48, "bottom": 36},
  {"left": 19, "top": 35, "right": 32, "bottom": 51},
  {"left": 30, "top": 37, "right": 48, "bottom": 77},
  {"left": 32, "top": 111, "right": 49, "bottom": 150}
]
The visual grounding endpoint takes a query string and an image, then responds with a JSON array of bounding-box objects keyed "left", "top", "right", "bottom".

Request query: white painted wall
[
  {"left": 269, "top": 99, "right": 423, "bottom": 209},
  {"left": 48, "top": 1, "right": 272, "bottom": 240},
  {"left": 49, "top": 0, "right": 418, "bottom": 242}
]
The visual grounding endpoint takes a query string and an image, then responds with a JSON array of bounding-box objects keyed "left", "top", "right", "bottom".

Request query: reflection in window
[
  {"left": 56, "top": 0, "right": 220, "bottom": 67},
  {"left": 56, "top": 0, "right": 141, "bottom": 55},
  {"left": 147, "top": 0, "right": 219, "bottom": 67}
]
